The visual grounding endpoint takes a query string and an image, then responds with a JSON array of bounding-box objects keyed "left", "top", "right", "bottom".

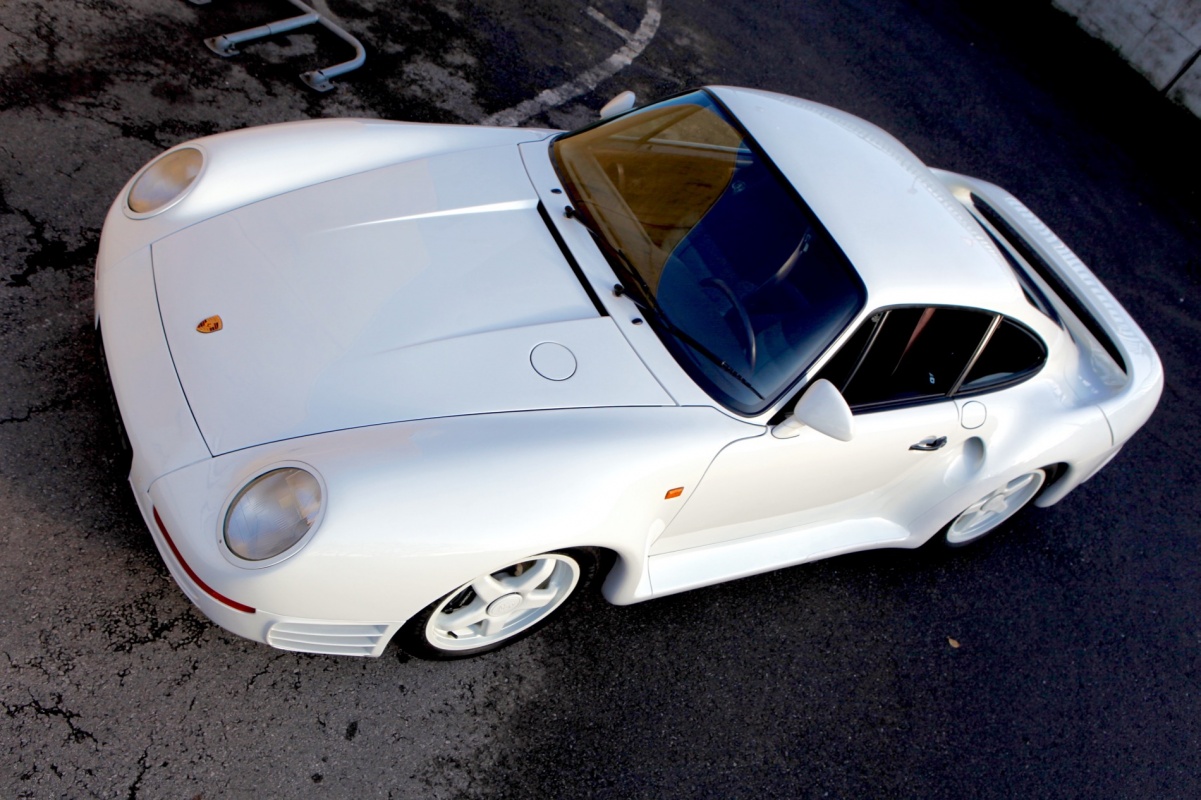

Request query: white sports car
[{"left": 95, "top": 87, "right": 1162, "bottom": 659}]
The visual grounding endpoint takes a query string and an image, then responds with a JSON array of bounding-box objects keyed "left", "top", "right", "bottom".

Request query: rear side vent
[{"left": 970, "top": 193, "right": 1126, "bottom": 375}]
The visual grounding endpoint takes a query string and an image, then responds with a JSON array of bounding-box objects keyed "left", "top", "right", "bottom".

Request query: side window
[
  {"left": 818, "top": 307, "right": 994, "bottom": 409},
  {"left": 958, "top": 318, "right": 1047, "bottom": 394}
]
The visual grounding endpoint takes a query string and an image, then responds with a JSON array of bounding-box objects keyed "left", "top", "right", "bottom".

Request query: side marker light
[
  {"left": 665, "top": 487, "right": 684, "bottom": 500},
  {"left": 153, "top": 508, "right": 255, "bottom": 614}
]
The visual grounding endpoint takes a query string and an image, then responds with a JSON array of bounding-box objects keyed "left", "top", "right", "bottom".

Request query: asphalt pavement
[{"left": 2, "top": 1, "right": 1199, "bottom": 797}]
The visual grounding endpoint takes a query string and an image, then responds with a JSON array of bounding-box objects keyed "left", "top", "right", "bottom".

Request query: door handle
[{"left": 909, "top": 435, "right": 948, "bottom": 451}]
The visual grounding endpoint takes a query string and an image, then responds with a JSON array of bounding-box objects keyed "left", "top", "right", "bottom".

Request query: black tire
[{"left": 398, "top": 547, "right": 600, "bottom": 660}]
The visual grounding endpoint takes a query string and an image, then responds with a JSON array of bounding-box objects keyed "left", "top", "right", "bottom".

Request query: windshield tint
[{"left": 553, "top": 90, "right": 865, "bottom": 414}]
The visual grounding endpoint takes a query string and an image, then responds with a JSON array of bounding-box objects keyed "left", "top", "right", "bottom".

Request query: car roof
[{"left": 708, "top": 86, "right": 1026, "bottom": 315}]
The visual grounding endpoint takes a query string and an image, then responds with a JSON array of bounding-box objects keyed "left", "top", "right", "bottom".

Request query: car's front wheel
[
  {"left": 399, "top": 549, "right": 599, "bottom": 659},
  {"left": 940, "top": 469, "right": 1046, "bottom": 547}
]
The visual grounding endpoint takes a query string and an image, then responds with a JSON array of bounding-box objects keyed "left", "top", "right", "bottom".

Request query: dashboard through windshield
[{"left": 552, "top": 90, "right": 865, "bottom": 415}]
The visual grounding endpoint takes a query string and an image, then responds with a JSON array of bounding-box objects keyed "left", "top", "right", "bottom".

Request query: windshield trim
[{"left": 551, "top": 89, "right": 866, "bottom": 417}]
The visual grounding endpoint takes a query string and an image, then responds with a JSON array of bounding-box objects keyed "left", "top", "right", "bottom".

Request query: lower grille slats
[{"left": 267, "top": 622, "right": 392, "bottom": 657}]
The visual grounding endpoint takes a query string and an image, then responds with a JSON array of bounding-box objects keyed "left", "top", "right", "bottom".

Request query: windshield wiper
[
  {"left": 564, "top": 202, "right": 762, "bottom": 401},
  {"left": 561, "top": 200, "right": 654, "bottom": 305},
  {"left": 613, "top": 283, "right": 763, "bottom": 401}
]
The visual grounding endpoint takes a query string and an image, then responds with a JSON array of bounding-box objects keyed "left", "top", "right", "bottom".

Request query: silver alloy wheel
[
  {"left": 424, "top": 554, "right": 582, "bottom": 651},
  {"left": 944, "top": 470, "right": 1046, "bottom": 546}
]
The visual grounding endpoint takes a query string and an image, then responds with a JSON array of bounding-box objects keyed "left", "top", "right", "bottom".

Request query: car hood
[{"left": 152, "top": 142, "right": 672, "bottom": 455}]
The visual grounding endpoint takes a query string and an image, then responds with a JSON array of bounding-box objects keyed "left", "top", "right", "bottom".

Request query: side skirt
[{"left": 646, "top": 518, "right": 911, "bottom": 599}]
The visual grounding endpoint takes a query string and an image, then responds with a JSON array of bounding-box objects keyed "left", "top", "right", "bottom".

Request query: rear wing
[{"left": 933, "top": 170, "right": 1163, "bottom": 447}]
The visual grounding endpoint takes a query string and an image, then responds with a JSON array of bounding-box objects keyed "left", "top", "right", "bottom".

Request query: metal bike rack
[{"left": 188, "top": 0, "right": 366, "bottom": 92}]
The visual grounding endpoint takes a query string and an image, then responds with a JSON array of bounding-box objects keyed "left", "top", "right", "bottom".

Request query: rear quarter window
[{"left": 958, "top": 317, "right": 1047, "bottom": 395}]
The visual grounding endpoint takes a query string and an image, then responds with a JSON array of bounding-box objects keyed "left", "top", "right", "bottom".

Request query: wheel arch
[{"left": 1034, "top": 454, "right": 1115, "bottom": 508}]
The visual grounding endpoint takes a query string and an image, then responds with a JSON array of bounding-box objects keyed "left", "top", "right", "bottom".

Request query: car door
[{"left": 651, "top": 306, "right": 1015, "bottom": 556}]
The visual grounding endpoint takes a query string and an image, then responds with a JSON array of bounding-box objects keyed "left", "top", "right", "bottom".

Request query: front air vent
[{"left": 267, "top": 622, "right": 392, "bottom": 657}]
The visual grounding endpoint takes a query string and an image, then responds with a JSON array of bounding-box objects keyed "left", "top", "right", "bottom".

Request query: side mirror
[
  {"left": 600, "top": 90, "right": 636, "bottom": 119},
  {"left": 771, "top": 379, "right": 854, "bottom": 441}
]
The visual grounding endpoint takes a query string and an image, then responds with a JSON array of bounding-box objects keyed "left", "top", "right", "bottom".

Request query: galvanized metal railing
[{"left": 188, "top": 0, "right": 366, "bottom": 92}]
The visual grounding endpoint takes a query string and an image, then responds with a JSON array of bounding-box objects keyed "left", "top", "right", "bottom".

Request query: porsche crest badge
[{"left": 196, "top": 315, "right": 223, "bottom": 334}]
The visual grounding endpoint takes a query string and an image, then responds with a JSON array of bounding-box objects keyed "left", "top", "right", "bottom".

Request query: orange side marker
[{"left": 665, "top": 487, "right": 684, "bottom": 499}]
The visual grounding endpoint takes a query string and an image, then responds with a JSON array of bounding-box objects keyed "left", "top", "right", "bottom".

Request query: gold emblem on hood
[{"left": 196, "top": 315, "right": 223, "bottom": 334}]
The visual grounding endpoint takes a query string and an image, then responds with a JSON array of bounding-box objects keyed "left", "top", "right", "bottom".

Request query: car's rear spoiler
[{"left": 932, "top": 170, "right": 1163, "bottom": 448}]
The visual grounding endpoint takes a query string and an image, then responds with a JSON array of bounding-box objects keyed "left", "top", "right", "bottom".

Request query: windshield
[{"left": 552, "top": 90, "right": 865, "bottom": 414}]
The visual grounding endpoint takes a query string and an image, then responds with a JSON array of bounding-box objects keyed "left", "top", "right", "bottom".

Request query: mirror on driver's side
[{"left": 771, "top": 379, "right": 854, "bottom": 441}]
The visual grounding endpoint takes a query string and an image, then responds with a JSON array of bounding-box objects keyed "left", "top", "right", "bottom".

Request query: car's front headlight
[
  {"left": 126, "top": 147, "right": 204, "bottom": 216},
  {"left": 224, "top": 467, "right": 323, "bottom": 562}
]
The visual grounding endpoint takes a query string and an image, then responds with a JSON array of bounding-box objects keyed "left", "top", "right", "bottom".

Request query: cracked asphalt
[{"left": 2, "top": 1, "right": 1199, "bottom": 797}]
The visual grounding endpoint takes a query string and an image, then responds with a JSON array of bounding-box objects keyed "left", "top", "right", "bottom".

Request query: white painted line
[
  {"left": 586, "top": 6, "right": 634, "bottom": 41},
  {"left": 481, "top": 0, "right": 662, "bottom": 127}
]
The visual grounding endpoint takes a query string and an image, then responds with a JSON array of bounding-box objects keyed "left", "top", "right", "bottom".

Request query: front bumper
[
  {"left": 98, "top": 244, "right": 401, "bottom": 657},
  {"left": 139, "top": 491, "right": 398, "bottom": 657}
]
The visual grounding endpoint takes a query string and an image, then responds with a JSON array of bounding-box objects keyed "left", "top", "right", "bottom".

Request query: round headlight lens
[
  {"left": 127, "top": 147, "right": 204, "bottom": 215},
  {"left": 224, "top": 468, "right": 322, "bottom": 562}
]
